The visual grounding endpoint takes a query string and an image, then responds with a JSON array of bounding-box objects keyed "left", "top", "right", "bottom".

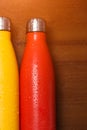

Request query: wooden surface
[{"left": 0, "top": 0, "right": 87, "bottom": 129}]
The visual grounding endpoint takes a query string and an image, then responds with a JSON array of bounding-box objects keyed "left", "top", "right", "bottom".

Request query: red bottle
[{"left": 20, "top": 18, "right": 56, "bottom": 130}]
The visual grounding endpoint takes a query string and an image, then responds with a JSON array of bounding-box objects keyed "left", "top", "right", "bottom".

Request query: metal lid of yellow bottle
[
  {"left": 0, "top": 17, "right": 11, "bottom": 31},
  {"left": 27, "top": 18, "right": 46, "bottom": 32}
]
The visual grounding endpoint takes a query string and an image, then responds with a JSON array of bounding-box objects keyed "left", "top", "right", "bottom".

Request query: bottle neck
[
  {"left": 26, "top": 32, "right": 46, "bottom": 42},
  {"left": 0, "top": 31, "right": 11, "bottom": 40}
]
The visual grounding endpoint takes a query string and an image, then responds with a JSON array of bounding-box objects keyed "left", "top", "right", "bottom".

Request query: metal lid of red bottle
[
  {"left": 0, "top": 17, "right": 11, "bottom": 31},
  {"left": 27, "top": 18, "right": 46, "bottom": 32}
]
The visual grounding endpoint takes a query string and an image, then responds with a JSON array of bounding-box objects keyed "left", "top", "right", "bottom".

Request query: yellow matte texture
[{"left": 0, "top": 31, "right": 19, "bottom": 130}]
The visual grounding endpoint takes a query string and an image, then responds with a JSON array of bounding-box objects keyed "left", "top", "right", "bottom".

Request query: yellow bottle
[{"left": 0, "top": 17, "right": 19, "bottom": 130}]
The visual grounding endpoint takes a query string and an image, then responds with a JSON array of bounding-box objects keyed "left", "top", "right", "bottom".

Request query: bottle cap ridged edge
[
  {"left": 0, "top": 17, "right": 11, "bottom": 31},
  {"left": 27, "top": 18, "right": 46, "bottom": 32}
]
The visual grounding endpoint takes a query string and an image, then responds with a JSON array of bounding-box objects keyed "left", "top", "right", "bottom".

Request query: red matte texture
[{"left": 20, "top": 32, "right": 56, "bottom": 130}]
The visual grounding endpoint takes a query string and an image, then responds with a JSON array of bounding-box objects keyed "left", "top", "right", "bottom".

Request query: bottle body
[
  {"left": 20, "top": 32, "right": 56, "bottom": 130},
  {"left": 0, "top": 31, "right": 19, "bottom": 130}
]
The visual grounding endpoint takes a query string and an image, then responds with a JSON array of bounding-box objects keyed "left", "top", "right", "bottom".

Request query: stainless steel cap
[
  {"left": 27, "top": 18, "right": 46, "bottom": 32},
  {"left": 0, "top": 17, "right": 11, "bottom": 31}
]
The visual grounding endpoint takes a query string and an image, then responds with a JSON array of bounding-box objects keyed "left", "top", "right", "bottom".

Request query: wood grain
[{"left": 0, "top": 0, "right": 87, "bottom": 129}]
